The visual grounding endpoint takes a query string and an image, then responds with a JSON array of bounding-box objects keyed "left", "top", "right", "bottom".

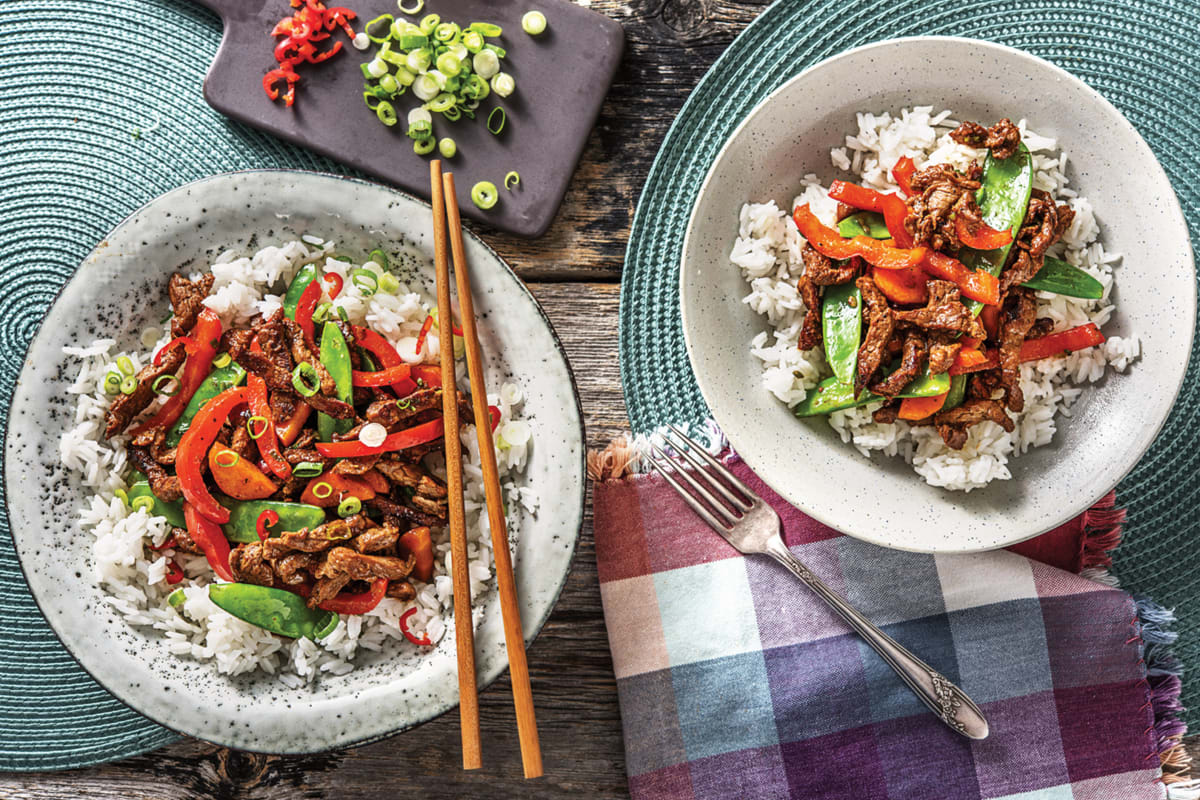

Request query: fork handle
[{"left": 764, "top": 539, "right": 989, "bottom": 740}]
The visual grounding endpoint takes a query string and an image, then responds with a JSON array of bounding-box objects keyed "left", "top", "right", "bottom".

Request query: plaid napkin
[{"left": 590, "top": 443, "right": 1194, "bottom": 800}]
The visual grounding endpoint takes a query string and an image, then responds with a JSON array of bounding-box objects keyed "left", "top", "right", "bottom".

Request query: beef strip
[
  {"left": 331, "top": 455, "right": 381, "bottom": 475},
  {"left": 127, "top": 445, "right": 183, "bottom": 501},
  {"left": 854, "top": 276, "right": 895, "bottom": 396},
  {"left": 283, "top": 318, "right": 336, "bottom": 395},
  {"left": 949, "top": 119, "right": 1022, "bottom": 160},
  {"left": 104, "top": 345, "right": 186, "bottom": 438},
  {"left": 386, "top": 581, "right": 417, "bottom": 601},
  {"left": 219, "top": 328, "right": 255, "bottom": 360},
  {"left": 309, "top": 575, "right": 351, "bottom": 607},
  {"left": 872, "top": 403, "right": 900, "bottom": 424},
  {"left": 926, "top": 333, "right": 962, "bottom": 375},
  {"left": 969, "top": 370, "right": 1002, "bottom": 401},
  {"left": 835, "top": 202, "right": 857, "bottom": 222},
  {"left": 317, "top": 547, "right": 415, "bottom": 582},
  {"left": 169, "top": 526, "right": 202, "bottom": 554},
  {"left": 904, "top": 165, "right": 981, "bottom": 252},
  {"left": 1000, "top": 190, "right": 1076, "bottom": 292},
  {"left": 168, "top": 273, "right": 215, "bottom": 338},
  {"left": 271, "top": 552, "right": 322, "bottom": 585},
  {"left": 351, "top": 522, "right": 401, "bottom": 553},
  {"left": 131, "top": 427, "right": 177, "bottom": 465},
  {"left": 998, "top": 289, "right": 1038, "bottom": 412},
  {"left": 283, "top": 447, "right": 328, "bottom": 466},
  {"left": 374, "top": 458, "right": 447, "bottom": 499},
  {"left": 801, "top": 243, "right": 858, "bottom": 286},
  {"left": 236, "top": 346, "right": 353, "bottom": 420},
  {"left": 367, "top": 496, "right": 444, "bottom": 529},
  {"left": 893, "top": 281, "right": 986, "bottom": 339},
  {"left": 932, "top": 399, "right": 1015, "bottom": 450},
  {"left": 796, "top": 275, "right": 822, "bottom": 351},
  {"left": 229, "top": 542, "right": 275, "bottom": 587},
  {"left": 230, "top": 423, "right": 255, "bottom": 463},
  {"left": 870, "top": 332, "right": 926, "bottom": 398},
  {"left": 260, "top": 517, "right": 360, "bottom": 558}
]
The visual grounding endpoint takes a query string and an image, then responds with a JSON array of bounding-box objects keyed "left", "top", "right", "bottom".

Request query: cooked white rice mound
[
  {"left": 61, "top": 239, "right": 536, "bottom": 684},
  {"left": 731, "top": 107, "right": 1139, "bottom": 492}
]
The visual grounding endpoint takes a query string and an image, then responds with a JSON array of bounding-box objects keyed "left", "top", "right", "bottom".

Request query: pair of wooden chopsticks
[{"left": 429, "top": 160, "right": 543, "bottom": 778}]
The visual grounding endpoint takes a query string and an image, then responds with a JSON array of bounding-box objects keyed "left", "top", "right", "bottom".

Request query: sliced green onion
[
  {"left": 367, "top": 58, "right": 389, "bottom": 78},
  {"left": 293, "top": 461, "right": 325, "bottom": 478},
  {"left": 376, "top": 101, "right": 399, "bottom": 126},
  {"left": 312, "top": 301, "right": 333, "bottom": 324},
  {"left": 397, "top": 0, "right": 424, "bottom": 13},
  {"left": 213, "top": 352, "right": 232, "bottom": 368},
  {"left": 462, "top": 30, "right": 484, "bottom": 53},
  {"left": 351, "top": 268, "right": 379, "bottom": 295},
  {"left": 487, "top": 106, "right": 506, "bottom": 135},
  {"left": 427, "top": 92, "right": 457, "bottom": 113},
  {"left": 398, "top": 33, "right": 428, "bottom": 49},
  {"left": 360, "top": 63, "right": 374, "bottom": 80},
  {"left": 505, "top": 171, "right": 520, "bottom": 190},
  {"left": 484, "top": 43, "right": 507, "bottom": 58},
  {"left": 114, "top": 488, "right": 129, "bottom": 506},
  {"left": 359, "top": 422, "right": 388, "bottom": 448},
  {"left": 152, "top": 375, "right": 180, "bottom": 396},
  {"left": 363, "top": 91, "right": 382, "bottom": 111},
  {"left": 491, "top": 72, "right": 515, "bottom": 97},
  {"left": 473, "top": 49, "right": 500, "bottom": 79},
  {"left": 442, "top": 106, "right": 462, "bottom": 122},
  {"left": 522, "top": 11, "right": 547, "bottom": 35},
  {"left": 119, "top": 375, "right": 138, "bottom": 395},
  {"left": 406, "top": 48, "right": 432, "bottom": 73},
  {"left": 464, "top": 74, "right": 490, "bottom": 100},
  {"left": 379, "top": 73, "right": 399, "bottom": 95},
  {"left": 337, "top": 306, "right": 350, "bottom": 323},
  {"left": 438, "top": 138, "right": 457, "bottom": 158},
  {"left": 337, "top": 496, "right": 362, "bottom": 517},
  {"left": 471, "top": 181, "right": 499, "bottom": 210},
  {"left": 247, "top": 415, "right": 270, "bottom": 440},
  {"left": 413, "top": 74, "right": 439, "bottom": 101},
  {"left": 436, "top": 52, "right": 462, "bottom": 76},
  {"left": 215, "top": 450, "right": 240, "bottom": 468},
  {"left": 427, "top": 68, "right": 448, "bottom": 89},
  {"left": 131, "top": 495, "right": 155, "bottom": 513},
  {"left": 433, "top": 22, "right": 461, "bottom": 42},
  {"left": 418, "top": 12, "right": 440, "bottom": 33},
  {"left": 313, "top": 481, "right": 334, "bottom": 500},
  {"left": 469, "top": 22, "right": 502, "bottom": 37},
  {"left": 168, "top": 588, "right": 186, "bottom": 608},
  {"left": 394, "top": 66, "right": 416, "bottom": 86},
  {"left": 293, "top": 362, "right": 320, "bottom": 397},
  {"left": 414, "top": 137, "right": 437, "bottom": 155},
  {"left": 116, "top": 355, "right": 135, "bottom": 376},
  {"left": 396, "top": 398, "right": 413, "bottom": 411},
  {"left": 369, "top": 248, "right": 389, "bottom": 267},
  {"left": 366, "top": 14, "right": 395, "bottom": 42},
  {"left": 102, "top": 372, "right": 122, "bottom": 394},
  {"left": 378, "top": 272, "right": 401, "bottom": 294},
  {"left": 407, "top": 119, "right": 432, "bottom": 140}
]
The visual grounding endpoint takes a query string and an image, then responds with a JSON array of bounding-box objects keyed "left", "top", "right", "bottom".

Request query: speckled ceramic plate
[
  {"left": 680, "top": 37, "right": 1195, "bottom": 553},
  {"left": 5, "top": 170, "right": 585, "bottom": 752}
]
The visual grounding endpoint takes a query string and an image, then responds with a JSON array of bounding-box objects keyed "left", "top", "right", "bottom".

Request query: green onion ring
[
  {"left": 469, "top": 22, "right": 502, "bottom": 36},
  {"left": 438, "top": 138, "right": 457, "bottom": 158},
  {"left": 214, "top": 450, "right": 240, "bottom": 468},
  {"left": 246, "top": 415, "right": 270, "bottom": 440},
  {"left": 116, "top": 355, "right": 135, "bottom": 376},
  {"left": 486, "top": 107, "right": 506, "bottom": 135},
  {"left": 369, "top": 248, "right": 389, "bottom": 268},
  {"left": 312, "top": 481, "right": 334, "bottom": 500},
  {"left": 337, "top": 497, "right": 362, "bottom": 517},
  {"left": 292, "top": 363, "right": 320, "bottom": 397},
  {"left": 522, "top": 11, "right": 547, "bottom": 35},
  {"left": 471, "top": 181, "right": 499, "bottom": 210},
  {"left": 504, "top": 171, "right": 520, "bottom": 190},
  {"left": 397, "top": 0, "right": 424, "bottom": 13},
  {"left": 152, "top": 375, "right": 180, "bottom": 396},
  {"left": 312, "top": 301, "right": 333, "bottom": 324},
  {"left": 131, "top": 496, "right": 155, "bottom": 513},
  {"left": 413, "top": 138, "right": 436, "bottom": 155},
  {"left": 168, "top": 588, "right": 186, "bottom": 608},
  {"left": 337, "top": 306, "right": 350, "bottom": 323},
  {"left": 212, "top": 352, "right": 232, "bottom": 368},
  {"left": 350, "top": 268, "right": 379, "bottom": 296},
  {"left": 293, "top": 461, "right": 325, "bottom": 478},
  {"left": 396, "top": 398, "right": 413, "bottom": 411},
  {"left": 378, "top": 272, "right": 401, "bottom": 294},
  {"left": 102, "top": 372, "right": 123, "bottom": 394},
  {"left": 114, "top": 488, "right": 129, "bottom": 506},
  {"left": 119, "top": 375, "right": 138, "bottom": 395},
  {"left": 366, "top": 14, "right": 395, "bottom": 42},
  {"left": 376, "top": 101, "right": 399, "bottom": 127}
]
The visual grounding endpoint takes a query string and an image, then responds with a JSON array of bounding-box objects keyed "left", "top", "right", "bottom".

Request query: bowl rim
[
  {"left": 680, "top": 35, "right": 1197, "bottom": 553},
  {"left": 4, "top": 168, "right": 587, "bottom": 754}
]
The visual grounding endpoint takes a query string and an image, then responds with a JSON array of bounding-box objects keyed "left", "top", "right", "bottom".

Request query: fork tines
[{"left": 647, "top": 425, "right": 756, "bottom": 533}]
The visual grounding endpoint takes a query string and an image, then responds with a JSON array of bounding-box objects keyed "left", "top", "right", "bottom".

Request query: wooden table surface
[{"left": 6, "top": 1, "right": 1196, "bottom": 797}]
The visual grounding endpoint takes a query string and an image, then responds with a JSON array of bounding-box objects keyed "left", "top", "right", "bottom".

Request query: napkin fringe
[
  {"left": 1081, "top": 491, "right": 1126, "bottom": 570},
  {"left": 1130, "top": 595, "right": 1195, "bottom": 791}
]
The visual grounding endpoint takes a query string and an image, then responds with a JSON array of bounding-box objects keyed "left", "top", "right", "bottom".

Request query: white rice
[
  {"left": 60, "top": 240, "right": 535, "bottom": 683},
  {"left": 731, "top": 107, "right": 1140, "bottom": 491}
]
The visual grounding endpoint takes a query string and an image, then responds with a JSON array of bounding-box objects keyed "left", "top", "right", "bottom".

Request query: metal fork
[{"left": 647, "top": 425, "right": 989, "bottom": 740}]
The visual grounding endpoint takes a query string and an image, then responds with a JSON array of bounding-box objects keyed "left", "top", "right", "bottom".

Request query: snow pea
[
  {"left": 963, "top": 143, "right": 1033, "bottom": 315},
  {"left": 1020, "top": 255, "right": 1104, "bottom": 299},
  {"left": 942, "top": 374, "right": 969, "bottom": 413},
  {"left": 208, "top": 583, "right": 339, "bottom": 640},
  {"left": 283, "top": 263, "right": 320, "bottom": 320},
  {"left": 837, "top": 212, "right": 890, "bottom": 239},
  {"left": 126, "top": 479, "right": 186, "bottom": 527},
  {"left": 165, "top": 361, "right": 246, "bottom": 446},
  {"left": 821, "top": 282, "right": 862, "bottom": 385},
  {"left": 793, "top": 364, "right": 951, "bottom": 417},
  {"left": 222, "top": 499, "right": 328, "bottom": 544},
  {"left": 317, "top": 321, "right": 354, "bottom": 441}
]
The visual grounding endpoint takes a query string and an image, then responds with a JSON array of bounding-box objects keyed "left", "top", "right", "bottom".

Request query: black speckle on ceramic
[
  {"left": 5, "top": 170, "right": 586, "bottom": 753},
  {"left": 678, "top": 37, "right": 1195, "bottom": 553}
]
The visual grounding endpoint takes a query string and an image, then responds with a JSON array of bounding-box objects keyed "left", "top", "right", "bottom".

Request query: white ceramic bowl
[
  {"left": 6, "top": 170, "right": 586, "bottom": 752},
  {"left": 680, "top": 37, "right": 1195, "bottom": 553}
]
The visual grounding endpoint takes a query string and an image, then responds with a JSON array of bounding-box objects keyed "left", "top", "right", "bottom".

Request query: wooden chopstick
[
  {"left": 441, "top": 172, "right": 544, "bottom": 779},
  {"left": 429, "top": 160, "right": 482, "bottom": 771}
]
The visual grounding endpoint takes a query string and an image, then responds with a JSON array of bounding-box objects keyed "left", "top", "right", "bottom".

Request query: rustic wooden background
[{"left": 6, "top": 1, "right": 1196, "bottom": 797}]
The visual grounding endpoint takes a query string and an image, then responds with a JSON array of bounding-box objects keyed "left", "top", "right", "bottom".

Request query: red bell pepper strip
[
  {"left": 183, "top": 501, "right": 235, "bottom": 582},
  {"left": 352, "top": 364, "right": 412, "bottom": 387},
  {"left": 177, "top": 386, "right": 253, "bottom": 524},
  {"left": 950, "top": 324, "right": 1106, "bottom": 375},
  {"left": 410, "top": 364, "right": 441, "bottom": 389},
  {"left": 295, "top": 278, "right": 322, "bottom": 340},
  {"left": 955, "top": 214, "right": 1013, "bottom": 250},
  {"left": 130, "top": 309, "right": 222, "bottom": 436},
  {"left": 898, "top": 392, "right": 949, "bottom": 421},
  {"left": 166, "top": 561, "right": 185, "bottom": 585},
  {"left": 921, "top": 251, "right": 1001, "bottom": 306},
  {"left": 315, "top": 418, "right": 445, "bottom": 458},
  {"left": 324, "top": 272, "right": 344, "bottom": 298},
  {"left": 892, "top": 156, "right": 917, "bottom": 196},
  {"left": 792, "top": 204, "right": 927, "bottom": 269},
  {"left": 399, "top": 607, "right": 432, "bottom": 646},
  {"left": 414, "top": 315, "right": 434, "bottom": 355},
  {"left": 318, "top": 578, "right": 387, "bottom": 615},
  {"left": 247, "top": 341, "right": 292, "bottom": 481},
  {"left": 352, "top": 325, "right": 418, "bottom": 395},
  {"left": 827, "top": 181, "right": 885, "bottom": 213},
  {"left": 980, "top": 304, "right": 1002, "bottom": 340}
]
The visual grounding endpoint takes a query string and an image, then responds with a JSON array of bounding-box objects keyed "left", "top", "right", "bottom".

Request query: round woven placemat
[
  {"left": 0, "top": 0, "right": 360, "bottom": 771},
  {"left": 620, "top": 0, "right": 1200, "bottom": 722}
]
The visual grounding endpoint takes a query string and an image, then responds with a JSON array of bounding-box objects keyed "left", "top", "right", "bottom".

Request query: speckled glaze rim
[
  {"left": 5, "top": 169, "right": 586, "bottom": 754},
  {"left": 680, "top": 36, "right": 1196, "bottom": 553}
]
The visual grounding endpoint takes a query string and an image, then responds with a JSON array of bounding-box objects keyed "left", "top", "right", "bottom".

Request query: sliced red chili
[
  {"left": 324, "top": 272, "right": 344, "bottom": 298},
  {"left": 166, "top": 561, "right": 185, "bottom": 585},
  {"left": 415, "top": 315, "right": 434, "bottom": 355},
  {"left": 399, "top": 607, "right": 432, "bottom": 646},
  {"left": 256, "top": 509, "right": 280, "bottom": 542}
]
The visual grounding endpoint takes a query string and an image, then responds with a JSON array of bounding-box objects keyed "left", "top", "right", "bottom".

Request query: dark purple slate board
[{"left": 190, "top": 0, "right": 623, "bottom": 237}]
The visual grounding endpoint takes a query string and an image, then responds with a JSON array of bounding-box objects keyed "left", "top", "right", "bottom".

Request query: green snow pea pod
[
  {"left": 282, "top": 263, "right": 320, "bottom": 320},
  {"left": 317, "top": 321, "right": 354, "bottom": 441},
  {"left": 837, "top": 212, "right": 890, "bottom": 240},
  {"left": 1020, "top": 255, "right": 1104, "bottom": 299},
  {"left": 821, "top": 282, "right": 862, "bottom": 385},
  {"left": 942, "top": 374, "right": 969, "bottom": 413},
  {"left": 209, "top": 583, "right": 338, "bottom": 640},
  {"left": 126, "top": 480, "right": 186, "bottom": 527},
  {"left": 165, "top": 361, "right": 246, "bottom": 446},
  {"left": 963, "top": 143, "right": 1034, "bottom": 315},
  {"left": 793, "top": 366, "right": 951, "bottom": 418},
  {"left": 222, "top": 500, "right": 328, "bottom": 544}
]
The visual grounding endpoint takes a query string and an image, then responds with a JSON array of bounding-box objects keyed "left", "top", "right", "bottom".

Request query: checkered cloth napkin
[{"left": 590, "top": 449, "right": 1192, "bottom": 800}]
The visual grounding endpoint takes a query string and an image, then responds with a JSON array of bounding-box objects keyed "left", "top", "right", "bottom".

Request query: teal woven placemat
[
  {"left": 620, "top": 0, "right": 1200, "bottom": 725},
  {"left": 0, "top": 0, "right": 361, "bottom": 771}
]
